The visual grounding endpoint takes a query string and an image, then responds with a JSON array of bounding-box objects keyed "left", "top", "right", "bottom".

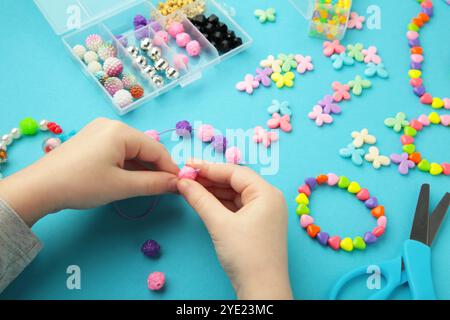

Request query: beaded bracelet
[
  {"left": 0, "top": 117, "right": 67, "bottom": 179},
  {"left": 390, "top": 112, "right": 449, "bottom": 176},
  {"left": 296, "top": 173, "right": 387, "bottom": 252},
  {"left": 407, "top": 0, "right": 449, "bottom": 110}
]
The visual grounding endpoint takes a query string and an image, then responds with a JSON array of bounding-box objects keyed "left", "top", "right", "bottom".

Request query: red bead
[
  {"left": 371, "top": 206, "right": 385, "bottom": 219},
  {"left": 410, "top": 47, "right": 423, "bottom": 55},
  {"left": 307, "top": 225, "right": 321, "bottom": 238},
  {"left": 408, "top": 152, "right": 422, "bottom": 164},
  {"left": 418, "top": 13, "right": 430, "bottom": 23},
  {"left": 412, "top": 18, "right": 424, "bottom": 27},
  {"left": 316, "top": 174, "right": 328, "bottom": 185},
  {"left": 47, "top": 122, "right": 63, "bottom": 134}
]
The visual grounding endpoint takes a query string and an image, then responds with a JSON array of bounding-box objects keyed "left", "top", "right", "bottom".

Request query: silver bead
[
  {"left": 127, "top": 46, "right": 139, "bottom": 58},
  {"left": 0, "top": 141, "right": 7, "bottom": 151},
  {"left": 148, "top": 47, "right": 162, "bottom": 61},
  {"left": 39, "top": 120, "right": 49, "bottom": 131},
  {"left": 2, "top": 134, "right": 13, "bottom": 146},
  {"left": 151, "top": 75, "right": 164, "bottom": 88},
  {"left": 134, "top": 55, "right": 147, "bottom": 68},
  {"left": 155, "top": 58, "right": 169, "bottom": 71},
  {"left": 165, "top": 67, "right": 180, "bottom": 80},
  {"left": 142, "top": 65, "right": 156, "bottom": 78},
  {"left": 10, "top": 128, "right": 21, "bottom": 139},
  {"left": 140, "top": 38, "right": 152, "bottom": 51}
]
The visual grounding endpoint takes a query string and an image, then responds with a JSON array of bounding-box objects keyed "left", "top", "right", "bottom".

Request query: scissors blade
[
  {"left": 410, "top": 184, "right": 430, "bottom": 245},
  {"left": 428, "top": 193, "right": 450, "bottom": 246}
]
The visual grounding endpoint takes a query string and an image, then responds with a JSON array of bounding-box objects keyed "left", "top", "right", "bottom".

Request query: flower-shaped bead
[
  {"left": 260, "top": 55, "right": 282, "bottom": 73},
  {"left": 294, "top": 55, "right": 314, "bottom": 74},
  {"left": 278, "top": 54, "right": 298, "bottom": 72},
  {"left": 364, "top": 63, "right": 389, "bottom": 78},
  {"left": 323, "top": 40, "right": 345, "bottom": 57},
  {"left": 236, "top": 74, "right": 260, "bottom": 94},
  {"left": 339, "top": 144, "right": 366, "bottom": 166},
  {"left": 308, "top": 105, "right": 333, "bottom": 126},
  {"left": 332, "top": 81, "right": 351, "bottom": 102},
  {"left": 348, "top": 75, "right": 372, "bottom": 96},
  {"left": 351, "top": 128, "right": 377, "bottom": 148},
  {"left": 331, "top": 52, "right": 354, "bottom": 70},
  {"left": 255, "top": 67, "right": 273, "bottom": 87},
  {"left": 271, "top": 72, "right": 295, "bottom": 88},
  {"left": 384, "top": 112, "right": 410, "bottom": 132},
  {"left": 254, "top": 8, "right": 276, "bottom": 23},
  {"left": 253, "top": 126, "right": 278, "bottom": 148},
  {"left": 390, "top": 153, "right": 416, "bottom": 175},
  {"left": 348, "top": 12, "right": 365, "bottom": 30},
  {"left": 347, "top": 43, "right": 365, "bottom": 62},
  {"left": 267, "top": 113, "right": 292, "bottom": 132},
  {"left": 365, "top": 146, "right": 391, "bottom": 169},
  {"left": 318, "top": 95, "right": 341, "bottom": 114},
  {"left": 267, "top": 100, "right": 291, "bottom": 116},
  {"left": 362, "top": 46, "right": 382, "bottom": 64}
]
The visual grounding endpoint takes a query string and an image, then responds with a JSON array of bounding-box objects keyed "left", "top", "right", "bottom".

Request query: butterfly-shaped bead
[
  {"left": 267, "top": 113, "right": 292, "bottom": 133},
  {"left": 339, "top": 144, "right": 366, "bottom": 166},
  {"left": 294, "top": 55, "right": 314, "bottom": 74},
  {"left": 267, "top": 100, "right": 291, "bottom": 116},
  {"left": 323, "top": 40, "right": 345, "bottom": 57},
  {"left": 351, "top": 128, "right": 376, "bottom": 148},
  {"left": 318, "top": 95, "right": 341, "bottom": 114},
  {"left": 253, "top": 126, "right": 278, "bottom": 148},
  {"left": 254, "top": 8, "right": 276, "bottom": 23},
  {"left": 348, "top": 75, "right": 372, "bottom": 96},
  {"left": 271, "top": 72, "right": 295, "bottom": 88},
  {"left": 347, "top": 43, "right": 365, "bottom": 62},
  {"left": 278, "top": 54, "right": 298, "bottom": 72},
  {"left": 390, "top": 153, "right": 416, "bottom": 175},
  {"left": 364, "top": 63, "right": 389, "bottom": 78},
  {"left": 362, "top": 46, "right": 382, "bottom": 64},
  {"left": 384, "top": 112, "right": 410, "bottom": 132},
  {"left": 308, "top": 105, "right": 333, "bottom": 126},
  {"left": 331, "top": 52, "right": 354, "bottom": 70},
  {"left": 347, "top": 12, "right": 365, "bottom": 30},
  {"left": 365, "top": 146, "right": 391, "bottom": 169},
  {"left": 260, "top": 55, "right": 282, "bottom": 73},
  {"left": 332, "top": 81, "right": 351, "bottom": 102},
  {"left": 255, "top": 67, "right": 273, "bottom": 87},
  {"left": 236, "top": 74, "right": 260, "bottom": 94}
]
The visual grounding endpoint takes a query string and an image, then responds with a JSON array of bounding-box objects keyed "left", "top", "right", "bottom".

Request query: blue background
[{"left": 0, "top": 0, "right": 449, "bottom": 300}]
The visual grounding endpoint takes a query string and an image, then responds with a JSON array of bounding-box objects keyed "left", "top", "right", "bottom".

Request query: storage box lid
[
  {"left": 34, "top": 0, "right": 139, "bottom": 35},
  {"left": 288, "top": 0, "right": 314, "bottom": 19}
]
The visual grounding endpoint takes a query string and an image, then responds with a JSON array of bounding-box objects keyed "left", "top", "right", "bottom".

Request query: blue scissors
[{"left": 330, "top": 184, "right": 450, "bottom": 300}]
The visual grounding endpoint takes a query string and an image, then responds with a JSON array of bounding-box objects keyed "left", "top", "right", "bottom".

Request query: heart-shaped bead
[
  {"left": 406, "top": 30, "right": 419, "bottom": 40},
  {"left": 316, "top": 232, "right": 329, "bottom": 246},
  {"left": 307, "top": 224, "right": 320, "bottom": 238},
  {"left": 316, "top": 174, "right": 328, "bottom": 185},
  {"left": 409, "top": 119, "right": 423, "bottom": 131},
  {"left": 347, "top": 181, "right": 361, "bottom": 194},
  {"left": 410, "top": 78, "right": 423, "bottom": 87},
  {"left": 296, "top": 204, "right": 310, "bottom": 215},
  {"left": 298, "top": 184, "right": 311, "bottom": 196},
  {"left": 408, "top": 152, "right": 422, "bottom": 164},
  {"left": 372, "top": 226, "right": 385, "bottom": 237},
  {"left": 338, "top": 176, "right": 350, "bottom": 189},
  {"left": 420, "top": 93, "right": 433, "bottom": 104},
  {"left": 300, "top": 214, "right": 314, "bottom": 228},
  {"left": 377, "top": 216, "right": 387, "bottom": 228},
  {"left": 418, "top": 159, "right": 431, "bottom": 172},
  {"left": 431, "top": 97, "right": 444, "bottom": 109},
  {"left": 429, "top": 112, "right": 441, "bottom": 124},
  {"left": 418, "top": 114, "right": 430, "bottom": 125},
  {"left": 430, "top": 163, "right": 443, "bottom": 176},
  {"left": 400, "top": 135, "right": 415, "bottom": 145},
  {"left": 411, "top": 54, "right": 423, "bottom": 63},
  {"left": 327, "top": 173, "right": 339, "bottom": 186},
  {"left": 442, "top": 163, "right": 450, "bottom": 175},
  {"left": 356, "top": 188, "right": 370, "bottom": 201},
  {"left": 403, "top": 144, "right": 416, "bottom": 154},
  {"left": 295, "top": 193, "right": 309, "bottom": 205},
  {"left": 364, "top": 232, "right": 377, "bottom": 244},
  {"left": 327, "top": 236, "right": 341, "bottom": 250},
  {"left": 305, "top": 177, "right": 317, "bottom": 190},
  {"left": 365, "top": 197, "right": 378, "bottom": 209},
  {"left": 404, "top": 126, "right": 417, "bottom": 137},
  {"left": 340, "top": 237, "right": 354, "bottom": 252},
  {"left": 444, "top": 98, "right": 450, "bottom": 110},
  {"left": 371, "top": 205, "right": 385, "bottom": 218},
  {"left": 440, "top": 115, "right": 450, "bottom": 127},
  {"left": 353, "top": 236, "right": 366, "bottom": 250}
]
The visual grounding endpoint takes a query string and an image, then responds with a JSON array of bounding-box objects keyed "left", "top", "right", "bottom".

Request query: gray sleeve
[{"left": 0, "top": 199, "right": 42, "bottom": 293}]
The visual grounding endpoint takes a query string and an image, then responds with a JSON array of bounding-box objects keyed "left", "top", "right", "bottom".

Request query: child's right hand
[{"left": 177, "top": 161, "right": 293, "bottom": 300}]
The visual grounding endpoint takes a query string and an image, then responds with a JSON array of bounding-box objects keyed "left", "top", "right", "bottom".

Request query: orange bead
[
  {"left": 418, "top": 12, "right": 430, "bottom": 23},
  {"left": 411, "top": 47, "right": 423, "bottom": 55},
  {"left": 316, "top": 174, "right": 328, "bottom": 185},
  {"left": 130, "top": 85, "right": 144, "bottom": 99},
  {"left": 412, "top": 18, "right": 424, "bottom": 27},
  {"left": 307, "top": 225, "right": 321, "bottom": 238},
  {"left": 409, "top": 152, "right": 422, "bottom": 164},
  {"left": 371, "top": 205, "right": 385, "bottom": 219}
]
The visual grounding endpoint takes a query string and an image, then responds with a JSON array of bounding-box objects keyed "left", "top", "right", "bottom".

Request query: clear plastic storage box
[
  {"left": 34, "top": 0, "right": 252, "bottom": 115},
  {"left": 289, "top": 0, "right": 352, "bottom": 40}
]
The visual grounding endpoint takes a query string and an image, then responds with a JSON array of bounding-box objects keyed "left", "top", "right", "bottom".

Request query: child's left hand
[{"left": 0, "top": 118, "right": 180, "bottom": 226}]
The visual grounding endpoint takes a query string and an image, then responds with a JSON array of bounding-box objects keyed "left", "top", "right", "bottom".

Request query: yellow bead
[
  {"left": 431, "top": 97, "right": 444, "bottom": 109},
  {"left": 295, "top": 193, "right": 309, "bottom": 205},
  {"left": 408, "top": 69, "right": 422, "bottom": 78},
  {"left": 428, "top": 112, "right": 441, "bottom": 124},
  {"left": 430, "top": 163, "right": 443, "bottom": 176},
  {"left": 340, "top": 237, "right": 354, "bottom": 252},
  {"left": 347, "top": 182, "right": 362, "bottom": 194}
]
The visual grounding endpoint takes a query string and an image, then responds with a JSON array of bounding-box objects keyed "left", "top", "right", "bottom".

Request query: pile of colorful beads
[
  {"left": 406, "top": 0, "right": 449, "bottom": 109},
  {"left": 296, "top": 173, "right": 387, "bottom": 252},
  {"left": 0, "top": 118, "right": 66, "bottom": 179},
  {"left": 308, "top": 0, "right": 353, "bottom": 40},
  {"left": 72, "top": 34, "right": 145, "bottom": 109},
  {"left": 236, "top": 53, "right": 314, "bottom": 94},
  {"left": 157, "top": 0, "right": 204, "bottom": 17},
  {"left": 386, "top": 111, "right": 449, "bottom": 176}
]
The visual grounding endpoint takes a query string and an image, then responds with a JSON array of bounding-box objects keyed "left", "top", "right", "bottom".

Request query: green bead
[
  {"left": 19, "top": 117, "right": 39, "bottom": 136},
  {"left": 403, "top": 144, "right": 416, "bottom": 154},
  {"left": 353, "top": 237, "right": 366, "bottom": 250},
  {"left": 338, "top": 176, "right": 350, "bottom": 189},
  {"left": 404, "top": 126, "right": 417, "bottom": 137},
  {"left": 296, "top": 204, "right": 310, "bottom": 216},
  {"left": 418, "top": 159, "right": 431, "bottom": 172},
  {"left": 408, "top": 23, "right": 419, "bottom": 32}
]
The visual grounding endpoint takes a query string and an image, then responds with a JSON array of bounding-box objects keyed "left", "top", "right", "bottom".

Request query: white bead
[
  {"left": 39, "top": 120, "right": 49, "bottom": 131},
  {"left": 2, "top": 134, "right": 13, "bottom": 146},
  {"left": 0, "top": 141, "right": 7, "bottom": 151},
  {"left": 11, "top": 128, "right": 21, "bottom": 139}
]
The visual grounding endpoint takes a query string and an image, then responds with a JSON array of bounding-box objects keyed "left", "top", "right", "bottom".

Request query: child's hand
[
  {"left": 177, "top": 161, "right": 292, "bottom": 300},
  {"left": 0, "top": 118, "right": 179, "bottom": 226}
]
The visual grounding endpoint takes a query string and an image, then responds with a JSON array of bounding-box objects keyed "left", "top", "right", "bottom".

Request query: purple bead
[
  {"left": 316, "top": 232, "right": 329, "bottom": 246},
  {"left": 422, "top": 7, "right": 433, "bottom": 17},
  {"left": 148, "top": 20, "right": 162, "bottom": 32},
  {"left": 141, "top": 239, "right": 161, "bottom": 258},
  {"left": 211, "top": 135, "right": 227, "bottom": 153},
  {"left": 365, "top": 197, "right": 378, "bottom": 209},
  {"left": 175, "top": 120, "right": 192, "bottom": 137},
  {"left": 305, "top": 177, "right": 317, "bottom": 190},
  {"left": 409, "top": 39, "right": 420, "bottom": 47},
  {"left": 134, "top": 15, "right": 147, "bottom": 28},
  {"left": 364, "top": 232, "right": 377, "bottom": 244},
  {"left": 414, "top": 85, "right": 426, "bottom": 97},
  {"left": 135, "top": 27, "right": 149, "bottom": 41},
  {"left": 410, "top": 61, "right": 422, "bottom": 70}
]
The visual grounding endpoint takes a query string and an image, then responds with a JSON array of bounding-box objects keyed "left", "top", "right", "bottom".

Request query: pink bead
[
  {"left": 178, "top": 166, "right": 199, "bottom": 180},
  {"left": 418, "top": 114, "right": 430, "bottom": 126},
  {"left": 300, "top": 215, "right": 314, "bottom": 228},
  {"left": 173, "top": 53, "right": 189, "bottom": 70},
  {"left": 377, "top": 216, "right": 387, "bottom": 228},
  {"left": 176, "top": 32, "right": 191, "bottom": 47},
  {"left": 411, "top": 54, "right": 424, "bottom": 63},
  {"left": 197, "top": 124, "right": 215, "bottom": 142},
  {"left": 145, "top": 130, "right": 160, "bottom": 142},
  {"left": 327, "top": 173, "right": 339, "bottom": 186},
  {"left": 167, "top": 22, "right": 185, "bottom": 38},
  {"left": 186, "top": 40, "right": 201, "bottom": 57},
  {"left": 409, "top": 119, "right": 423, "bottom": 131},
  {"left": 440, "top": 115, "right": 450, "bottom": 127},
  {"left": 103, "top": 57, "right": 123, "bottom": 77},
  {"left": 406, "top": 30, "right": 419, "bottom": 40},
  {"left": 225, "top": 147, "right": 242, "bottom": 164},
  {"left": 147, "top": 272, "right": 165, "bottom": 291},
  {"left": 372, "top": 226, "right": 385, "bottom": 237},
  {"left": 298, "top": 184, "right": 311, "bottom": 196},
  {"left": 442, "top": 163, "right": 450, "bottom": 175},
  {"left": 444, "top": 98, "right": 450, "bottom": 110},
  {"left": 153, "top": 30, "right": 169, "bottom": 46},
  {"left": 410, "top": 78, "right": 423, "bottom": 87}
]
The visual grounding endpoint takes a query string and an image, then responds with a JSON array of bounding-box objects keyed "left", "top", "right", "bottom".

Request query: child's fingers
[
  {"left": 118, "top": 170, "right": 178, "bottom": 197},
  {"left": 206, "top": 187, "right": 238, "bottom": 201},
  {"left": 177, "top": 179, "right": 227, "bottom": 228}
]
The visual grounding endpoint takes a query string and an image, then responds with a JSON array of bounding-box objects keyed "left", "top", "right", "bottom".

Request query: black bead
[
  {"left": 211, "top": 31, "right": 224, "bottom": 42},
  {"left": 207, "top": 14, "right": 219, "bottom": 25},
  {"left": 204, "top": 22, "right": 215, "bottom": 34},
  {"left": 218, "top": 39, "right": 232, "bottom": 53},
  {"left": 191, "top": 14, "right": 207, "bottom": 27},
  {"left": 226, "top": 30, "right": 236, "bottom": 39},
  {"left": 233, "top": 37, "right": 243, "bottom": 48},
  {"left": 216, "top": 22, "right": 228, "bottom": 32}
]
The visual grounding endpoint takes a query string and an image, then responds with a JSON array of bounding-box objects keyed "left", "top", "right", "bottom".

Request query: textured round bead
[
  {"left": 72, "top": 44, "right": 86, "bottom": 59},
  {"left": 141, "top": 239, "right": 161, "bottom": 258},
  {"left": 178, "top": 166, "right": 199, "bottom": 180},
  {"left": 168, "top": 22, "right": 185, "bottom": 38},
  {"left": 147, "top": 272, "right": 165, "bottom": 291},
  {"left": 83, "top": 51, "right": 99, "bottom": 64},
  {"left": 153, "top": 30, "right": 169, "bottom": 46},
  {"left": 197, "top": 124, "right": 215, "bottom": 142},
  {"left": 121, "top": 73, "right": 138, "bottom": 89},
  {"left": 176, "top": 32, "right": 191, "bottom": 47},
  {"left": 175, "top": 120, "right": 192, "bottom": 137},
  {"left": 103, "top": 57, "right": 123, "bottom": 77},
  {"left": 113, "top": 89, "right": 133, "bottom": 108},
  {"left": 104, "top": 77, "right": 124, "bottom": 96},
  {"left": 97, "top": 43, "right": 117, "bottom": 61},
  {"left": 145, "top": 130, "right": 160, "bottom": 142},
  {"left": 87, "top": 61, "right": 102, "bottom": 73},
  {"left": 85, "top": 34, "right": 104, "bottom": 52},
  {"left": 130, "top": 85, "right": 144, "bottom": 99},
  {"left": 211, "top": 135, "right": 227, "bottom": 153},
  {"left": 186, "top": 40, "right": 201, "bottom": 56},
  {"left": 225, "top": 147, "right": 242, "bottom": 164}
]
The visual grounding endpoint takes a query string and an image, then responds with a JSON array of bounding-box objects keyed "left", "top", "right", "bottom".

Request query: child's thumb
[{"left": 177, "top": 179, "right": 225, "bottom": 226}]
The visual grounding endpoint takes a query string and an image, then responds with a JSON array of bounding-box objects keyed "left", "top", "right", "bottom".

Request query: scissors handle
[
  {"left": 403, "top": 239, "right": 436, "bottom": 300},
  {"left": 329, "top": 256, "right": 404, "bottom": 300}
]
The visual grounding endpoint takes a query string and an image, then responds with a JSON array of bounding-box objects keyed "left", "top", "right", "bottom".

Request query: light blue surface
[{"left": 0, "top": 0, "right": 449, "bottom": 300}]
